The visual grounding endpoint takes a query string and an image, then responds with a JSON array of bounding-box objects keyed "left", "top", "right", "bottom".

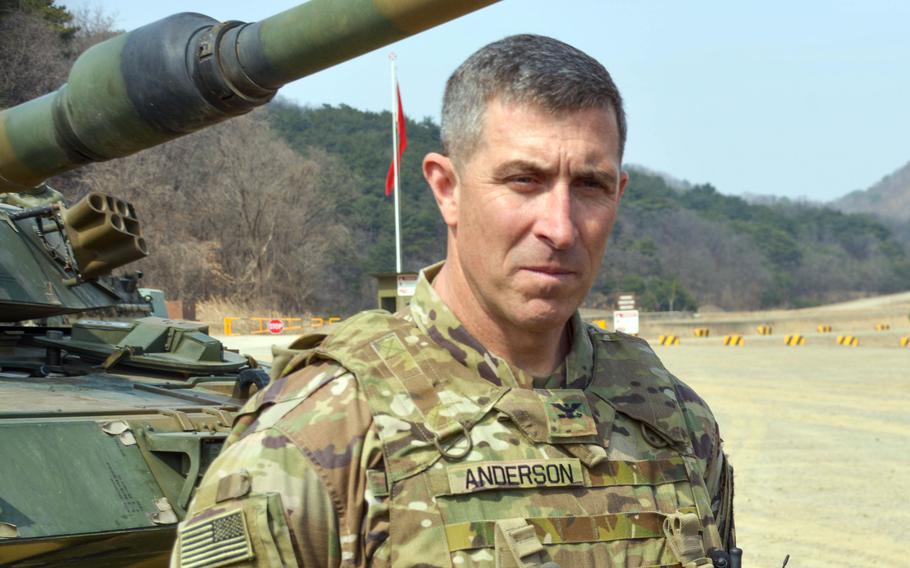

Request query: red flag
[{"left": 385, "top": 86, "right": 407, "bottom": 197}]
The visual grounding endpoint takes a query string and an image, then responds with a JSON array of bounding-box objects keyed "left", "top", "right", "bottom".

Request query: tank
[{"left": 0, "top": 1, "right": 496, "bottom": 565}]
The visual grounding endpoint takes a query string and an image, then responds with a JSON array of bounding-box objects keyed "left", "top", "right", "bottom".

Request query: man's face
[{"left": 430, "top": 98, "right": 628, "bottom": 333}]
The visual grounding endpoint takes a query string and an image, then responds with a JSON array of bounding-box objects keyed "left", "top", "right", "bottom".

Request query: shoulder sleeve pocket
[{"left": 175, "top": 493, "right": 299, "bottom": 568}]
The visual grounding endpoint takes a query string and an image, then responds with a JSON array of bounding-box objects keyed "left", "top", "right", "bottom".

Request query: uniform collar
[{"left": 408, "top": 261, "right": 594, "bottom": 390}]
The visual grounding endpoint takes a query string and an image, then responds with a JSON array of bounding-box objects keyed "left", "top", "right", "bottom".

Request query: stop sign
[{"left": 267, "top": 319, "right": 285, "bottom": 334}]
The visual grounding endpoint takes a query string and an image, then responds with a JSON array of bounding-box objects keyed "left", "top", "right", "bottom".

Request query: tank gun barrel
[{"left": 0, "top": 0, "right": 496, "bottom": 192}]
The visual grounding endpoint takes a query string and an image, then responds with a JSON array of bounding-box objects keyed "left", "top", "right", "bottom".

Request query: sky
[{"left": 62, "top": 0, "right": 910, "bottom": 203}]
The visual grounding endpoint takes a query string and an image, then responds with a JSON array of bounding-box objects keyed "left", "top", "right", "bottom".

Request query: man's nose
[{"left": 534, "top": 185, "right": 576, "bottom": 250}]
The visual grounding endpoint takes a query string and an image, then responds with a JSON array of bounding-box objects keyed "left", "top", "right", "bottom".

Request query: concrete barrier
[
  {"left": 658, "top": 335, "right": 680, "bottom": 346},
  {"left": 836, "top": 335, "right": 860, "bottom": 347},
  {"left": 693, "top": 328, "right": 710, "bottom": 337},
  {"left": 756, "top": 324, "right": 773, "bottom": 335},
  {"left": 723, "top": 335, "right": 745, "bottom": 346},
  {"left": 785, "top": 334, "right": 806, "bottom": 346},
  {"left": 874, "top": 323, "right": 891, "bottom": 331},
  {"left": 817, "top": 324, "right": 833, "bottom": 333}
]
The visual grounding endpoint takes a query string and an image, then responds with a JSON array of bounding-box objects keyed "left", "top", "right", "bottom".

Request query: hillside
[
  {"left": 834, "top": 160, "right": 910, "bottom": 221},
  {"left": 268, "top": 102, "right": 910, "bottom": 312},
  {"left": 268, "top": 100, "right": 447, "bottom": 277}
]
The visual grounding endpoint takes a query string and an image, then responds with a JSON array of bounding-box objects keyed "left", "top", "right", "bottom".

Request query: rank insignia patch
[
  {"left": 179, "top": 509, "right": 253, "bottom": 568},
  {"left": 541, "top": 389, "right": 598, "bottom": 438},
  {"left": 552, "top": 401, "right": 583, "bottom": 419}
]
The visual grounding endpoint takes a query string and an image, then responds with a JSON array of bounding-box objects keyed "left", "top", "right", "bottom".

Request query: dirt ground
[
  {"left": 222, "top": 315, "right": 910, "bottom": 568},
  {"left": 656, "top": 344, "right": 909, "bottom": 568}
]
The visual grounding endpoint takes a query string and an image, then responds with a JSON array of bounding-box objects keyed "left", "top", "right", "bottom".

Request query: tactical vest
[{"left": 307, "top": 311, "right": 725, "bottom": 568}]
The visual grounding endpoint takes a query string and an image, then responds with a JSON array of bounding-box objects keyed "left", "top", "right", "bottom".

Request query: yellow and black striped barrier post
[
  {"left": 874, "top": 323, "right": 891, "bottom": 331},
  {"left": 817, "top": 324, "right": 833, "bottom": 333},
  {"left": 222, "top": 315, "right": 343, "bottom": 336},
  {"left": 723, "top": 335, "right": 745, "bottom": 347},
  {"left": 756, "top": 325, "right": 773, "bottom": 335},
  {"left": 900, "top": 337, "right": 910, "bottom": 348},
  {"left": 693, "top": 328, "right": 710, "bottom": 337},
  {"left": 658, "top": 335, "right": 680, "bottom": 346},
  {"left": 836, "top": 335, "right": 860, "bottom": 347},
  {"left": 785, "top": 334, "right": 806, "bottom": 346}
]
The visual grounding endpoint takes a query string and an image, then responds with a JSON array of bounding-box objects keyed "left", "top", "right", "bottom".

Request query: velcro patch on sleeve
[
  {"left": 446, "top": 458, "right": 584, "bottom": 495},
  {"left": 178, "top": 509, "right": 254, "bottom": 568}
]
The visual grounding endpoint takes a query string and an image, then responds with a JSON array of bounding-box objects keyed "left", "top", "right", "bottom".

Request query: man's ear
[
  {"left": 618, "top": 169, "right": 629, "bottom": 200},
  {"left": 423, "top": 152, "right": 459, "bottom": 228}
]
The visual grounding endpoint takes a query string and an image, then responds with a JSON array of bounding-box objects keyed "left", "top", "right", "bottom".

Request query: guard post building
[{"left": 373, "top": 272, "right": 419, "bottom": 313}]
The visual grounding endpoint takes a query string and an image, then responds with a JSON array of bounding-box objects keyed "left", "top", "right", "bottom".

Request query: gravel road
[{"left": 657, "top": 344, "right": 908, "bottom": 568}]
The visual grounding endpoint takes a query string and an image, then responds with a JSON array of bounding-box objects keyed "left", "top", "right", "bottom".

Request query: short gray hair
[{"left": 441, "top": 34, "right": 627, "bottom": 165}]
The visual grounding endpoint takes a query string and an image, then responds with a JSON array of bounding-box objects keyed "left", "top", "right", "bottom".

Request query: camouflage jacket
[{"left": 174, "top": 264, "right": 734, "bottom": 567}]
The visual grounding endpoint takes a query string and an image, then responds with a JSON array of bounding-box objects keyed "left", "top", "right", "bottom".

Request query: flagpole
[{"left": 390, "top": 53, "right": 402, "bottom": 273}]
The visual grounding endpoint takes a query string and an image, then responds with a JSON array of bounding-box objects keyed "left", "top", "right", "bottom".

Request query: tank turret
[{"left": 0, "top": 0, "right": 495, "bottom": 192}]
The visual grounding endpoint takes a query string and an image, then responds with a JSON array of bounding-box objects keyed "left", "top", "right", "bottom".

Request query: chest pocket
[{"left": 385, "top": 389, "right": 711, "bottom": 568}]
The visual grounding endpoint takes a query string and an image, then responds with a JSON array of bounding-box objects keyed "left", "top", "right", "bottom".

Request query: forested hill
[
  {"left": 834, "top": 160, "right": 910, "bottom": 222},
  {"left": 268, "top": 101, "right": 448, "bottom": 276},
  {"left": 268, "top": 101, "right": 910, "bottom": 311}
]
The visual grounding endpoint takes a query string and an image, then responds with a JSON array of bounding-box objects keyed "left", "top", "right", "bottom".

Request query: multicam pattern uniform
[{"left": 174, "top": 264, "right": 734, "bottom": 567}]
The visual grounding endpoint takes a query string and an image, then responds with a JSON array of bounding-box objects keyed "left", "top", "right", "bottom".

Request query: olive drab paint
[{"left": 0, "top": 0, "right": 498, "bottom": 193}]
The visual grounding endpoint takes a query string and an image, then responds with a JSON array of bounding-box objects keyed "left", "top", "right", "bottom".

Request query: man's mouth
[{"left": 522, "top": 266, "right": 576, "bottom": 279}]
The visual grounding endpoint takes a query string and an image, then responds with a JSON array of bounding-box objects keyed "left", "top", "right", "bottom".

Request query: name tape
[{"left": 447, "top": 458, "right": 584, "bottom": 495}]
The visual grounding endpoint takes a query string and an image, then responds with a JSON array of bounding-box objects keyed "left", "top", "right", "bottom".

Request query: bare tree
[
  {"left": 0, "top": 13, "right": 69, "bottom": 106},
  {"left": 72, "top": 110, "right": 357, "bottom": 313},
  {"left": 600, "top": 209, "right": 773, "bottom": 310}
]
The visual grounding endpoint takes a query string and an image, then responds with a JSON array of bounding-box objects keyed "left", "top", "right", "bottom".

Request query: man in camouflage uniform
[{"left": 173, "top": 35, "right": 735, "bottom": 568}]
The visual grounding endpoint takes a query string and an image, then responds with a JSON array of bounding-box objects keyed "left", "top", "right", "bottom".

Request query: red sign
[{"left": 267, "top": 319, "right": 285, "bottom": 334}]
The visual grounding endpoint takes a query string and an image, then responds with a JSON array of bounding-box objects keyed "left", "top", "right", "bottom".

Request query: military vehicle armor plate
[{"left": 0, "top": 191, "right": 268, "bottom": 566}]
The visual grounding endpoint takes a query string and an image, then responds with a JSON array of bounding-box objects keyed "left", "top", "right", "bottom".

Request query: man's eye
[
  {"left": 578, "top": 179, "right": 611, "bottom": 194},
  {"left": 507, "top": 176, "right": 539, "bottom": 189}
]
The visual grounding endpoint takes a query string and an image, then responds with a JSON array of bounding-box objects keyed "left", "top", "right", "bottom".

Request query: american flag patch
[{"left": 178, "top": 509, "right": 253, "bottom": 568}]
